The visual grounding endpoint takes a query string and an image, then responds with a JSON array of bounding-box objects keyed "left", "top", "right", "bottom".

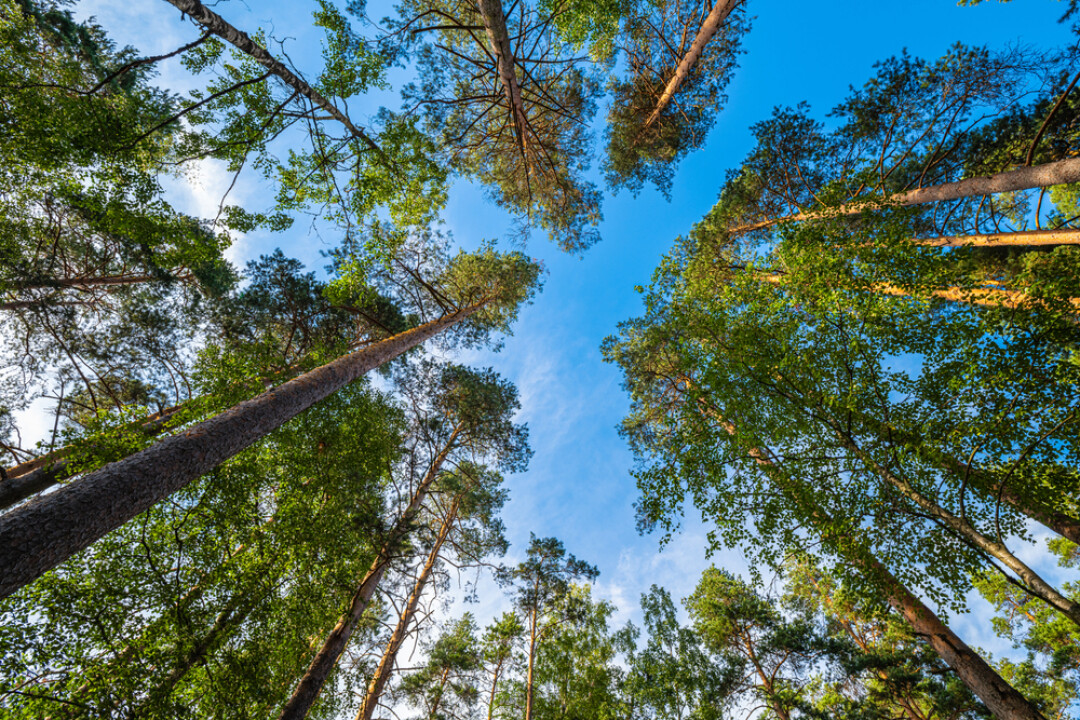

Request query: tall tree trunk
[
  {"left": 681, "top": 384, "right": 1046, "bottom": 719},
  {"left": 852, "top": 411, "right": 1080, "bottom": 545},
  {"left": 355, "top": 498, "right": 460, "bottom": 720},
  {"left": 0, "top": 338, "right": 372, "bottom": 511},
  {"left": 640, "top": 0, "right": 741, "bottom": 132},
  {"left": 729, "top": 157, "right": 1080, "bottom": 235},
  {"left": 0, "top": 302, "right": 486, "bottom": 600},
  {"left": 757, "top": 272, "right": 1080, "bottom": 313},
  {"left": 9, "top": 274, "right": 181, "bottom": 292},
  {"left": 0, "top": 406, "right": 182, "bottom": 512},
  {"left": 158, "top": 0, "right": 385, "bottom": 159},
  {"left": 914, "top": 228, "right": 1080, "bottom": 248},
  {"left": 475, "top": 0, "right": 530, "bottom": 158},
  {"left": 277, "top": 424, "right": 465, "bottom": 720},
  {"left": 524, "top": 605, "right": 538, "bottom": 720},
  {"left": 829, "top": 422, "right": 1080, "bottom": 627}
]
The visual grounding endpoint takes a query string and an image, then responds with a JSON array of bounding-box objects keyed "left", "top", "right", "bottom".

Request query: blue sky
[{"left": 67, "top": 0, "right": 1078, "bottom": 658}]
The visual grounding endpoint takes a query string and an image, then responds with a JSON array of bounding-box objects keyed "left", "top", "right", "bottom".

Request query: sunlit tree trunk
[
  {"left": 640, "top": 0, "right": 741, "bottom": 132},
  {"left": 476, "top": 0, "right": 530, "bottom": 157},
  {"left": 730, "top": 157, "right": 1080, "bottom": 234},
  {"left": 913, "top": 228, "right": 1080, "bottom": 248},
  {"left": 158, "top": 0, "right": 385, "bottom": 156}
]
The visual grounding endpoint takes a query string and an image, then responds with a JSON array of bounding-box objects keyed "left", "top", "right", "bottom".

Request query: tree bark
[
  {"left": 831, "top": 423, "right": 1080, "bottom": 628},
  {"left": 158, "top": 0, "right": 386, "bottom": 159},
  {"left": 277, "top": 424, "right": 464, "bottom": 720},
  {"left": 913, "top": 228, "right": 1080, "bottom": 248},
  {"left": 355, "top": 499, "right": 460, "bottom": 720},
  {"left": 853, "top": 412, "right": 1080, "bottom": 546},
  {"left": 757, "top": 272, "right": 1080, "bottom": 313},
  {"left": 0, "top": 303, "right": 485, "bottom": 600},
  {"left": 475, "top": 0, "right": 531, "bottom": 157},
  {"left": 640, "top": 0, "right": 741, "bottom": 132},
  {"left": 729, "top": 157, "right": 1080, "bottom": 235},
  {"left": 524, "top": 604, "right": 538, "bottom": 720},
  {"left": 682, "top": 385, "right": 1046, "bottom": 719},
  {"left": 0, "top": 406, "right": 181, "bottom": 512}
]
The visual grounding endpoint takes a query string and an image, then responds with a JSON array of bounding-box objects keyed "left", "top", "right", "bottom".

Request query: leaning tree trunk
[
  {"left": 756, "top": 272, "right": 1080, "bottom": 313},
  {"left": 0, "top": 405, "right": 182, "bottom": 512},
  {"left": 0, "top": 333, "right": 378, "bottom": 511},
  {"left": 0, "top": 302, "right": 487, "bottom": 600},
  {"left": 681, "top": 382, "right": 1046, "bottom": 720},
  {"left": 476, "top": 0, "right": 531, "bottom": 157},
  {"left": 853, "top": 411, "right": 1080, "bottom": 545},
  {"left": 640, "top": 0, "right": 741, "bottom": 132},
  {"left": 913, "top": 228, "right": 1080, "bottom": 248},
  {"left": 355, "top": 498, "right": 461, "bottom": 720},
  {"left": 730, "top": 157, "right": 1080, "bottom": 235},
  {"left": 158, "top": 0, "right": 385, "bottom": 159},
  {"left": 277, "top": 424, "right": 465, "bottom": 720},
  {"left": 831, "top": 422, "right": 1080, "bottom": 628}
]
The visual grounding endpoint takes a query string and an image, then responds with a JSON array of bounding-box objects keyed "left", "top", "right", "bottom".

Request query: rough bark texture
[
  {"left": 884, "top": 566, "right": 1047, "bottom": 720},
  {"left": 159, "top": 0, "right": 385, "bottom": 158},
  {"left": 686, "top": 387, "right": 1045, "bottom": 720},
  {"left": 640, "top": 0, "right": 740, "bottom": 132},
  {"left": 355, "top": 499, "right": 459, "bottom": 720},
  {"left": 915, "top": 228, "right": 1080, "bottom": 247},
  {"left": 0, "top": 407, "right": 181, "bottom": 512},
  {"left": 476, "top": 0, "right": 530, "bottom": 155},
  {"left": 730, "top": 157, "right": 1080, "bottom": 235},
  {"left": 0, "top": 304, "right": 483, "bottom": 600},
  {"left": 277, "top": 425, "right": 464, "bottom": 720}
]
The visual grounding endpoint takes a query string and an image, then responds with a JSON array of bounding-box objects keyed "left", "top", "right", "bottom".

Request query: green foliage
[
  {"left": 605, "top": 0, "right": 750, "bottom": 197},
  {"left": 395, "top": 0, "right": 605, "bottom": 252}
]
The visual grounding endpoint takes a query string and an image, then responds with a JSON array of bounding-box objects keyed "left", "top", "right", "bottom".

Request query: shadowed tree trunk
[
  {"left": 729, "top": 157, "right": 1080, "bottom": 235},
  {"left": 0, "top": 302, "right": 486, "bottom": 600},
  {"left": 852, "top": 410, "right": 1080, "bottom": 546},
  {"left": 277, "top": 424, "right": 464, "bottom": 720},
  {"left": 355, "top": 498, "right": 460, "bottom": 720},
  {"left": 677, "top": 379, "right": 1046, "bottom": 720},
  {"left": 640, "top": 0, "right": 741, "bottom": 132}
]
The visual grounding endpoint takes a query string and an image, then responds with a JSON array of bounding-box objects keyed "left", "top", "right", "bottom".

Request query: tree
[
  {"left": 0, "top": 380, "right": 404, "bottom": 718},
  {"left": 701, "top": 44, "right": 1080, "bottom": 241},
  {"left": 0, "top": 0, "right": 240, "bottom": 462},
  {"left": 530, "top": 584, "right": 625, "bottom": 720},
  {"left": 621, "top": 585, "right": 731, "bottom": 720},
  {"left": 0, "top": 242, "right": 541, "bottom": 599},
  {"left": 392, "top": 0, "right": 605, "bottom": 251},
  {"left": 396, "top": 614, "right": 483, "bottom": 720},
  {"left": 279, "top": 361, "right": 529, "bottom": 720},
  {"left": 494, "top": 535, "right": 599, "bottom": 720},
  {"left": 356, "top": 462, "right": 511, "bottom": 720},
  {"left": 602, "top": 233, "right": 1051, "bottom": 717},
  {"left": 605, "top": 0, "right": 749, "bottom": 195}
]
